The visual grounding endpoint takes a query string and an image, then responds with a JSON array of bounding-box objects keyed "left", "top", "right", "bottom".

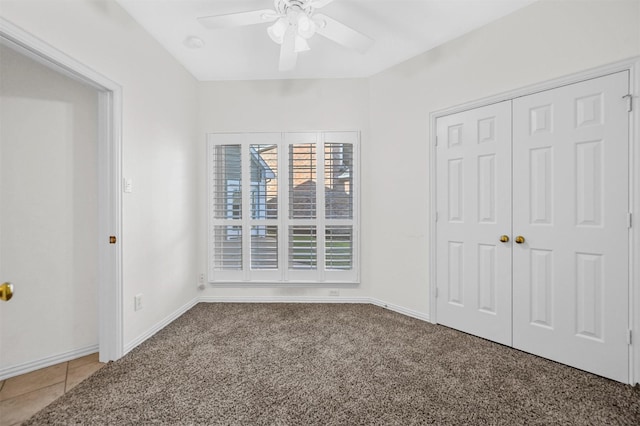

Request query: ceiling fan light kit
[
  {"left": 198, "top": 0, "right": 373, "bottom": 71},
  {"left": 267, "top": 18, "right": 288, "bottom": 44},
  {"left": 296, "top": 13, "right": 317, "bottom": 39}
]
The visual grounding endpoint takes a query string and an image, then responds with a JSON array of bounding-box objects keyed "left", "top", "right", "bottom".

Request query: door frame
[
  {"left": 429, "top": 57, "right": 640, "bottom": 384},
  {"left": 0, "top": 18, "right": 124, "bottom": 363}
]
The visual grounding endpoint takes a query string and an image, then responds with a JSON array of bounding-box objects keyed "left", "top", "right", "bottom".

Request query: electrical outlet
[
  {"left": 134, "top": 294, "right": 143, "bottom": 311},
  {"left": 198, "top": 273, "right": 206, "bottom": 290},
  {"left": 329, "top": 290, "right": 340, "bottom": 297}
]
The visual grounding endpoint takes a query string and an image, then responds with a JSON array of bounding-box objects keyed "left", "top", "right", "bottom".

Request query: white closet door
[
  {"left": 512, "top": 71, "right": 630, "bottom": 382},
  {"left": 436, "top": 101, "right": 512, "bottom": 345}
]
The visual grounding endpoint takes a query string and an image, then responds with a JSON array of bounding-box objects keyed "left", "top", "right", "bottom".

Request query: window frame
[{"left": 207, "top": 131, "right": 360, "bottom": 285}]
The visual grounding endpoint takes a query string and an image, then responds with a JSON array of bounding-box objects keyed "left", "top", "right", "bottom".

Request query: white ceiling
[{"left": 116, "top": 0, "right": 537, "bottom": 81}]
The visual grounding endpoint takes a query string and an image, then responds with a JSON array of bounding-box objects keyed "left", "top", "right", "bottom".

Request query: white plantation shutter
[
  {"left": 324, "top": 142, "right": 354, "bottom": 271},
  {"left": 249, "top": 143, "right": 279, "bottom": 274},
  {"left": 208, "top": 132, "right": 359, "bottom": 283},
  {"left": 210, "top": 144, "right": 243, "bottom": 279},
  {"left": 322, "top": 133, "right": 357, "bottom": 281}
]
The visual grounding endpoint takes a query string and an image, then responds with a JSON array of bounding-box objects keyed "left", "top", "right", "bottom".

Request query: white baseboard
[
  {"left": 123, "top": 297, "right": 199, "bottom": 355},
  {"left": 369, "top": 298, "right": 431, "bottom": 322},
  {"left": 199, "top": 296, "right": 370, "bottom": 304},
  {"left": 199, "top": 296, "right": 430, "bottom": 322},
  {"left": 0, "top": 344, "right": 99, "bottom": 381}
]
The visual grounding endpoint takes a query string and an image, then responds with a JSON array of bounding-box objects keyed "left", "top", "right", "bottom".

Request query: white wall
[
  {"left": 2, "top": 0, "right": 639, "bottom": 368},
  {"left": 0, "top": 45, "right": 99, "bottom": 367},
  {"left": 197, "top": 78, "right": 371, "bottom": 300},
  {"left": 367, "top": 0, "right": 640, "bottom": 317},
  {"left": 0, "top": 0, "right": 200, "bottom": 349},
  {"left": 196, "top": 0, "right": 640, "bottom": 312}
]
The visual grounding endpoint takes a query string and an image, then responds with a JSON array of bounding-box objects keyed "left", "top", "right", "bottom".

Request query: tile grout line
[
  {"left": 1, "top": 381, "right": 66, "bottom": 405},
  {"left": 64, "top": 361, "right": 69, "bottom": 393}
]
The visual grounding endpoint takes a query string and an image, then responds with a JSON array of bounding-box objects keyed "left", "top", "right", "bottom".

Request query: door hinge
[
  {"left": 435, "top": 136, "right": 439, "bottom": 146},
  {"left": 628, "top": 329, "right": 633, "bottom": 345},
  {"left": 435, "top": 212, "right": 439, "bottom": 222},
  {"left": 623, "top": 94, "right": 633, "bottom": 112},
  {"left": 628, "top": 212, "right": 633, "bottom": 229},
  {"left": 435, "top": 287, "right": 439, "bottom": 298}
]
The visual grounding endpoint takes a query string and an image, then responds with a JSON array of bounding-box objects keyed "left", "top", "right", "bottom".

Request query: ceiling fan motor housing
[{"left": 275, "top": 0, "right": 313, "bottom": 15}]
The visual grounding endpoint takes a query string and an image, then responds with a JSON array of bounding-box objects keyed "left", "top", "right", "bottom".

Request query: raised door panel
[{"left": 529, "top": 248, "right": 553, "bottom": 329}]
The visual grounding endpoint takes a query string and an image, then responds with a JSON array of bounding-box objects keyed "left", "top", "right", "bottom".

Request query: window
[{"left": 208, "top": 132, "right": 359, "bottom": 283}]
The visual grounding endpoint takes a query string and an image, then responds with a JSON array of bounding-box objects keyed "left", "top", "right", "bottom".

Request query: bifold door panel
[
  {"left": 436, "top": 71, "right": 630, "bottom": 383},
  {"left": 512, "top": 72, "right": 630, "bottom": 383},
  {"left": 436, "top": 100, "right": 513, "bottom": 346}
]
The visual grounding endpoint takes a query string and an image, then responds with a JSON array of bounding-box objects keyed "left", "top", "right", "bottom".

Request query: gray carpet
[{"left": 25, "top": 303, "right": 640, "bottom": 425}]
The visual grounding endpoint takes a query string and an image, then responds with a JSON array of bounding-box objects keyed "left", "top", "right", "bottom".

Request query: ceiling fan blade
[
  {"left": 198, "top": 9, "right": 278, "bottom": 29},
  {"left": 279, "top": 28, "right": 298, "bottom": 71},
  {"left": 310, "top": 0, "right": 337, "bottom": 8},
  {"left": 313, "top": 13, "right": 373, "bottom": 54}
]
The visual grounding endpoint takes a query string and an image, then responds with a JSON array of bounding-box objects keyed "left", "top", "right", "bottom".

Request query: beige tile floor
[{"left": 0, "top": 353, "right": 105, "bottom": 426}]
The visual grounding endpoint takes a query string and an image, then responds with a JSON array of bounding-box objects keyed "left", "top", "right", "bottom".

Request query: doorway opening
[{"left": 0, "top": 18, "right": 122, "bottom": 379}]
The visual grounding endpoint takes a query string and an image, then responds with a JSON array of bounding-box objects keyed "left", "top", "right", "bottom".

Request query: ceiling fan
[{"left": 198, "top": 0, "right": 374, "bottom": 71}]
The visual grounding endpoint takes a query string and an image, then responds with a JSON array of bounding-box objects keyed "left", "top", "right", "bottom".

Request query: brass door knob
[
  {"left": 499, "top": 235, "right": 509, "bottom": 243},
  {"left": 515, "top": 236, "right": 525, "bottom": 244},
  {"left": 0, "top": 282, "right": 13, "bottom": 302}
]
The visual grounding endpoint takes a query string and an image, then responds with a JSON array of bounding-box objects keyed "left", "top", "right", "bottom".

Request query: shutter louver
[
  {"left": 213, "top": 225, "right": 242, "bottom": 270},
  {"left": 325, "top": 143, "right": 353, "bottom": 219},
  {"left": 212, "top": 145, "right": 242, "bottom": 219},
  {"left": 251, "top": 225, "right": 278, "bottom": 270},
  {"left": 289, "top": 143, "right": 316, "bottom": 219},
  {"left": 250, "top": 144, "right": 278, "bottom": 219},
  {"left": 326, "top": 226, "right": 353, "bottom": 270},
  {"left": 289, "top": 226, "right": 317, "bottom": 270}
]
